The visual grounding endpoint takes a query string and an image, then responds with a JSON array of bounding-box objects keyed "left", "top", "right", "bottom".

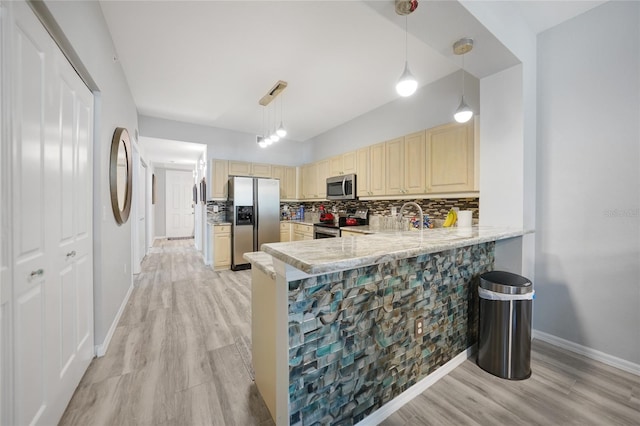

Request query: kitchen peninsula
[{"left": 244, "top": 226, "right": 524, "bottom": 425}]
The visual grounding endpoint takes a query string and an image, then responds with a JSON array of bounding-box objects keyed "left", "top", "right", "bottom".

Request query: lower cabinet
[
  {"left": 280, "top": 222, "right": 291, "bottom": 242},
  {"left": 293, "top": 223, "right": 314, "bottom": 241},
  {"left": 213, "top": 224, "right": 231, "bottom": 270},
  {"left": 340, "top": 229, "right": 366, "bottom": 237}
]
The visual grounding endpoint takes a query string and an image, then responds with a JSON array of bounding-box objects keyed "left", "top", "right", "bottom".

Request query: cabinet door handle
[
  {"left": 66, "top": 250, "right": 77, "bottom": 258},
  {"left": 30, "top": 269, "right": 44, "bottom": 278}
]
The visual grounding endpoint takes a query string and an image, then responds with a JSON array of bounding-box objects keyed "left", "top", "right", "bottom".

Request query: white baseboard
[
  {"left": 355, "top": 346, "right": 476, "bottom": 426},
  {"left": 533, "top": 329, "right": 640, "bottom": 376},
  {"left": 94, "top": 283, "right": 134, "bottom": 357}
]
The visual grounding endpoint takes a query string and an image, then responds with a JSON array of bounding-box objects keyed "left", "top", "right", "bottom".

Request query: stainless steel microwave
[{"left": 326, "top": 174, "right": 357, "bottom": 200}]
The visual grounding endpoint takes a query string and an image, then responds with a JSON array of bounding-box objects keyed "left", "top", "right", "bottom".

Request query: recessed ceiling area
[
  {"left": 100, "top": 1, "right": 607, "bottom": 143},
  {"left": 139, "top": 137, "right": 206, "bottom": 169}
]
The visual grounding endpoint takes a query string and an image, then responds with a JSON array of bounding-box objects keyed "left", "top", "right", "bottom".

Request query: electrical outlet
[
  {"left": 414, "top": 317, "right": 424, "bottom": 338},
  {"left": 213, "top": 205, "right": 219, "bottom": 213}
]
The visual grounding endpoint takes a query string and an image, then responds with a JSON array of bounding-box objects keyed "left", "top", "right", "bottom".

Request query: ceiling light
[
  {"left": 258, "top": 81, "right": 288, "bottom": 148},
  {"left": 453, "top": 37, "right": 474, "bottom": 123},
  {"left": 396, "top": 14, "right": 417, "bottom": 97}
]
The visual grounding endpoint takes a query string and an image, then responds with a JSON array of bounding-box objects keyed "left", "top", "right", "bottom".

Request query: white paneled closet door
[{"left": 6, "top": 2, "right": 94, "bottom": 425}]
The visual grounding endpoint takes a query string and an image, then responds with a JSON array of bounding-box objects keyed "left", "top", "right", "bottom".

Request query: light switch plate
[{"left": 213, "top": 205, "right": 219, "bottom": 213}]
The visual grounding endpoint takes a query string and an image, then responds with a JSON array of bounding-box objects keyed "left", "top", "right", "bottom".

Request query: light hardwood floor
[
  {"left": 60, "top": 240, "right": 639, "bottom": 426},
  {"left": 59, "top": 239, "right": 273, "bottom": 426}
]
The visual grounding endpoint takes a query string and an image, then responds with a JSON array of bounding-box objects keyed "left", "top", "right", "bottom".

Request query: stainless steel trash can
[{"left": 477, "top": 271, "right": 534, "bottom": 380}]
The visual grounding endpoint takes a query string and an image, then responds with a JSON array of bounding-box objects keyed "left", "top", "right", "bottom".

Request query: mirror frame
[{"left": 109, "top": 127, "right": 133, "bottom": 225}]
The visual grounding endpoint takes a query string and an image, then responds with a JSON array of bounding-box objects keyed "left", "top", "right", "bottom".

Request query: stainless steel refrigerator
[{"left": 228, "top": 176, "right": 280, "bottom": 270}]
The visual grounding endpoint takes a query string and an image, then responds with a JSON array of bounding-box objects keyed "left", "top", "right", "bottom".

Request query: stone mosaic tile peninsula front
[{"left": 286, "top": 242, "right": 495, "bottom": 425}]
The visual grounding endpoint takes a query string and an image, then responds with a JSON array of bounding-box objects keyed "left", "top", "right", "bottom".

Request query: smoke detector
[{"left": 395, "top": 0, "right": 418, "bottom": 16}]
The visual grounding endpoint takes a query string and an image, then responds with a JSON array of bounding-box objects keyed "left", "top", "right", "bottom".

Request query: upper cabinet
[
  {"left": 316, "top": 159, "right": 329, "bottom": 199},
  {"left": 210, "top": 120, "right": 476, "bottom": 202},
  {"left": 329, "top": 151, "right": 356, "bottom": 176},
  {"left": 272, "top": 165, "right": 297, "bottom": 200},
  {"left": 369, "top": 142, "right": 386, "bottom": 196},
  {"left": 403, "top": 130, "right": 427, "bottom": 194},
  {"left": 228, "top": 160, "right": 272, "bottom": 178},
  {"left": 210, "top": 159, "right": 229, "bottom": 200},
  {"left": 425, "top": 121, "right": 474, "bottom": 193},
  {"left": 356, "top": 146, "right": 370, "bottom": 197}
]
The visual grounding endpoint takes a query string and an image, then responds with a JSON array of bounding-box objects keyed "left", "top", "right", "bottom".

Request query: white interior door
[
  {"left": 7, "top": 2, "right": 94, "bottom": 425},
  {"left": 165, "top": 170, "right": 194, "bottom": 238}
]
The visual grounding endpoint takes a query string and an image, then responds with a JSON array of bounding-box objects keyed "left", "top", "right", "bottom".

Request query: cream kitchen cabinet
[
  {"left": 340, "top": 229, "right": 366, "bottom": 237},
  {"left": 403, "top": 131, "right": 427, "bottom": 194},
  {"left": 228, "top": 160, "right": 272, "bottom": 178},
  {"left": 301, "top": 163, "right": 318, "bottom": 199},
  {"left": 280, "top": 222, "right": 291, "bottom": 242},
  {"left": 272, "top": 165, "right": 297, "bottom": 200},
  {"left": 385, "top": 137, "right": 404, "bottom": 195},
  {"left": 369, "top": 142, "right": 386, "bottom": 196},
  {"left": 300, "top": 160, "right": 329, "bottom": 200},
  {"left": 356, "top": 146, "right": 371, "bottom": 197},
  {"left": 329, "top": 151, "right": 356, "bottom": 176},
  {"left": 293, "top": 223, "right": 314, "bottom": 241},
  {"left": 425, "top": 121, "right": 475, "bottom": 193},
  {"left": 385, "top": 132, "right": 426, "bottom": 196},
  {"left": 213, "top": 224, "right": 231, "bottom": 270},
  {"left": 316, "top": 159, "right": 330, "bottom": 199},
  {"left": 210, "top": 159, "right": 229, "bottom": 199}
]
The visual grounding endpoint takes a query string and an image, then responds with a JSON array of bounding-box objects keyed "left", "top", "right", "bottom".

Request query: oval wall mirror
[{"left": 109, "top": 127, "right": 133, "bottom": 225}]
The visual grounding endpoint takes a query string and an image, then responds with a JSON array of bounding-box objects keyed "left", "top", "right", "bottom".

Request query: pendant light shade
[
  {"left": 454, "top": 96, "right": 473, "bottom": 123},
  {"left": 453, "top": 38, "right": 474, "bottom": 123},
  {"left": 276, "top": 122, "right": 287, "bottom": 138},
  {"left": 395, "top": 15, "right": 417, "bottom": 97},
  {"left": 396, "top": 62, "right": 418, "bottom": 97}
]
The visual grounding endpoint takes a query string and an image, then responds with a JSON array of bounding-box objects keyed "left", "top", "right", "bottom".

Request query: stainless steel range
[{"left": 313, "top": 209, "right": 368, "bottom": 239}]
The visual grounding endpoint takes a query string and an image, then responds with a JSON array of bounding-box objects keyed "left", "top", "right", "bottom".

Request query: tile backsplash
[
  {"left": 210, "top": 197, "right": 480, "bottom": 224},
  {"left": 298, "top": 198, "right": 479, "bottom": 220}
]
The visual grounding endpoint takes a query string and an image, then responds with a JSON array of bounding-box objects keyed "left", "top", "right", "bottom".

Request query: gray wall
[
  {"left": 139, "top": 115, "right": 310, "bottom": 166},
  {"left": 153, "top": 168, "right": 166, "bottom": 237},
  {"left": 44, "top": 1, "right": 139, "bottom": 349},
  {"left": 307, "top": 71, "right": 479, "bottom": 160},
  {"left": 535, "top": 1, "right": 640, "bottom": 363}
]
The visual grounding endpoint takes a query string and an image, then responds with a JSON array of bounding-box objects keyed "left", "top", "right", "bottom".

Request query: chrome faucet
[{"left": 399, "top": 202, "right": 424, "bottom": 230}]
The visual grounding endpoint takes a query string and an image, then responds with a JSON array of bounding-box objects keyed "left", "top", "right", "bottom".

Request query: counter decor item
[{"left": 457, "top": 210, "right": 473, "bottom": 228}]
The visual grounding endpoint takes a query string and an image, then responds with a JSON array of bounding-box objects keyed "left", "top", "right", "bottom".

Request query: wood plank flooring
[
  {"left": 60, "top": 240, "right": 639, "bottom": 426},
  {"left": 59, "top": 239, "right": 273, "bottom": 426}
]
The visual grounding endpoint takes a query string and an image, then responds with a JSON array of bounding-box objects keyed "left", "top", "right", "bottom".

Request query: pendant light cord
[
  {"left": 405, "top": 16, "right": 408, "bottom": 63},
  {"left": 461, "top": 53, "right": 465, "bottom": 98}
]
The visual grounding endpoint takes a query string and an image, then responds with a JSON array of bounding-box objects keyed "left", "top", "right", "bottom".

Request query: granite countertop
[
  {"left": 261, "top": 226, "right": 527, "bottom": 275},
  {"left": 208, "top": 220, "right": 232, "bottom": 225},
  {"left": 280, "top": 219, "right": 316, "bottom": 225},
  {"left": 243, "top": 251, "right": 276, "bottom": 280}
]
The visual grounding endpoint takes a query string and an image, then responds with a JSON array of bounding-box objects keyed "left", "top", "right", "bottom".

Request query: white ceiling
[
  {"left": 139, "top": 137, "right": 206, "bottom": 169},
  {"left": 100, "top": 0, "right": 607, "bottom": 157}
]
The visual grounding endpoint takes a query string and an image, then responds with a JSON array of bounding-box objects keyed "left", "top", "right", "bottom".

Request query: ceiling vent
[{"left": 395, "top": 0, "right": 418, "bottom": 16}]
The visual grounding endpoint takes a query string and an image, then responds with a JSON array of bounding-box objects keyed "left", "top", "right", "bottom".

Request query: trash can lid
[{"left": 480, "top": 271, "right": 532, "bottom": 295}]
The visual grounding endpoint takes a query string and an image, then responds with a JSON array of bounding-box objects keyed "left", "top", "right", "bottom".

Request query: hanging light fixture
[
  {"left": 270, "top": 104, "right": 280, "bottom": 142},
  {"left": 257, "top": 80, "right": 288, "bottom": 148},
  {"left": 276, "top": 95, "right": 287, "bottom": 138},
  {"left": 395, "top": 16, "right": 417, "bottom": 97},
  {"left": 453, "top": 37, "right": 474, "bottom": 123}
]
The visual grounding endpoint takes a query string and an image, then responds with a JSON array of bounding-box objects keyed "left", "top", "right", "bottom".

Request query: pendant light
[
  {"left": 395, "top": 15, "right": 417, "bottom": 97},
  {"left": 276, "top": 95, "right": 287, "bottom": 138},
  {"left": 270, "top": 104, "right": 280, "bottom": 142},
  {"left": 453, "top": 38, "right": 474, "bottom": 123}
]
